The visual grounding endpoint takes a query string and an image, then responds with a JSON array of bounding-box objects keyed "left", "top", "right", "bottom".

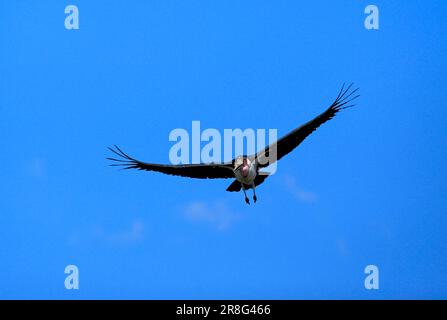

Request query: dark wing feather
[
  {"left": 107, "top": 145, "right": 235, "bottom": 179},
  {"left": 226, "top": 179, "right": 242, "bottom": 192},
  {"left": 256, "top": 83, "right": 359, "bottom": 168},
  {"left": 226, "top": 173, "right": 270, "bottom": 192}
]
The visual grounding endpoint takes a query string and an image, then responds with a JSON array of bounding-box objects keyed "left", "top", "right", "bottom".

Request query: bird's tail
[{"left": 226, "top": 173, "right": 271, "bottom": 192}]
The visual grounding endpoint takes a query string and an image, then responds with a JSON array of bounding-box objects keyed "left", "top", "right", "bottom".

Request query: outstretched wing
[
  {"left": 255, "top": 83, "right": 359, "bottom": 168},
  {"left": 107, "top": 145, "right": 235, "bottom": 179}
]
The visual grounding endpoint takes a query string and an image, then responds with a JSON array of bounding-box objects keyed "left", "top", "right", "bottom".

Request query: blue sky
[{"left": 1, "top": 1, "right": 446, "bottom": 299}]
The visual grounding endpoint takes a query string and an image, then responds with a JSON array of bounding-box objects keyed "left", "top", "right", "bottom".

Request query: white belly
[{"left": 234, "top": 164, "right": 257, "bottom": 185}]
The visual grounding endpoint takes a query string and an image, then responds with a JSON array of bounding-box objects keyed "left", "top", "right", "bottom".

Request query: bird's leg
[
  {"left": 241, "top": 184, "right": 250, "bottom": 205},
  {"left": 252, "top": 183, "right": 257, "bottom": 203}
]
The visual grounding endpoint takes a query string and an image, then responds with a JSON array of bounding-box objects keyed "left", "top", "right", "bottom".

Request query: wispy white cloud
[
  {"left": 68, "top": 220, "right": 144, "bottom": 247},
  {"left": 183, "top": 200, "right": 239, "bottom": 231},
  {"left": 283, "top": 174, "right": 318, "bottom": 203},
  {"left": 104, "top": 220, "right": 144, "bottom": 244},
  {"left": 335, "top": 238, "right": 350, "bottom": 256},
  {"left": 26, "top": 158, "right": 46, "bottom": 178}
]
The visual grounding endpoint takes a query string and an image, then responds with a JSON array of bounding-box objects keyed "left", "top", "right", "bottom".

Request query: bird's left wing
[
  {"left": 255, "top": 83, "right": 359, "bottom": 168},
  {"left": 107, "top": 145, "right": 235, "bottom": 179}
]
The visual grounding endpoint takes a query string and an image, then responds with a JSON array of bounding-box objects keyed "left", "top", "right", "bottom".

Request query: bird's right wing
[{"left": 107, "top": 145, "right": 235, "bottom": 179}]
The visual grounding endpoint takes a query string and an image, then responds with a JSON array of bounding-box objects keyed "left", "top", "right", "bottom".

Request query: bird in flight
[{"left": 108, "top": 84, "right": 359, "bottom": 204}]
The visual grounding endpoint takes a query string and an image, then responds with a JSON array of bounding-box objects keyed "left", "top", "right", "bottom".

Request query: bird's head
[{"left": 234, "top": 156, "right": 251, "bottom": 177}]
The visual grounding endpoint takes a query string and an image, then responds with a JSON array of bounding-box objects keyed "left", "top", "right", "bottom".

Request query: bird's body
[
  {"left": 233, "top": 157, "right": 257, "bottom": 185},
  {"left": 231, "top": 157, "right": 260, "bottom": 203},
  {"left": 108, "top": 84, "right": 359, "bottom": 204}
]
